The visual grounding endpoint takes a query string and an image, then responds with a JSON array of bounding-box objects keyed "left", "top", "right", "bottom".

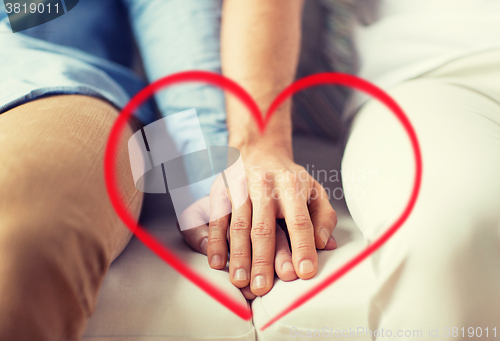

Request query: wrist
[
  {"left": 226, "top": 98, "right": 294, "bottom": 159},
  {"left": 229, "top": 130, "right": 293, "bottom": 159}
]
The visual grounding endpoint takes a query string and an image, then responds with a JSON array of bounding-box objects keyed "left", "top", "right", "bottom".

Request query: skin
[{"left": 180, "top": 0, "right": 337, "bottom": 299}]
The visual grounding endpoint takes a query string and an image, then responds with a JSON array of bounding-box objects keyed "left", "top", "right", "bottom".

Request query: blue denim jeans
[{"left": 0, "top": 0, "right": 227, "bottom": 198}]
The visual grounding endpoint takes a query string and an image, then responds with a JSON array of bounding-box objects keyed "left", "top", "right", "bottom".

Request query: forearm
[
  {"left": 221, "top": 0, "right": 304, "bottom": 158},
  {"left": 125, "top": 0, "right": 227, "bottom": 199}
]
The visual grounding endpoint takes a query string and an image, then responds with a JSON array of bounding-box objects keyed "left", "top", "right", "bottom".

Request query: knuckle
[
  {"left": 208, "top": 220, "right": 226, "bottom": 230},
  {"left": 327, "top": 209, "right": 338, "bottom": 226},
  {"left": 236, "top": 174, "right": 247, "bottom": 188},
  {"left": 262, "top": 170, "right": 274, "bottom": 183},
  {"left": 249, "top": 180, "right": 273, "bottom": 201},
  {"left": 255, "top": 177, "right": 272, "bottom": 191},
  {"left": 231, "top": 218, "right": 250, "bottom": 232},
  {"left": 289, "top": 214, "right": 312, "bottom": 230},
  {"left": 230, "top": 250, "right": 250, "bottom": 260},
  {"left": 252, "top": 256, "right": 273, "bottom": 268},
  {"left": 293, "top": 242, "right": 315, "bottom": 252},
  {"left": 251, "top": 222, "right": 273, "bottom": 238},
  {"left": 207, "top": 235, "right": 225, "bottom": 245}
]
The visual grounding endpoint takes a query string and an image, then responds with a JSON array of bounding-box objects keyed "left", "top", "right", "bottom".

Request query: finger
[
  {"left": 274, "top": 221, "right": 298, "bottom": 281},
  {"left": 250, "top": 200, "right": 276, "bottom": 296},
  {"left": 180, "top": 224, "right": 209, "bottom": 254},
  {"left": 207, "top": 175, "right": 233, "bottom": 269},
  {"left": 280, "top": 182, "right": 318, "bottom": 279},
  {"left": 229, "top": 199, "right": 252, "bottom": 288},
  {"left": 177, "top": 196, "right": 211, "bottom": 254},
  {"left": 309, "top": 180, "right": 338, "bottom": 250},
  {"left": 207, "top": 215, "right": 229, "bottom": 270},
  {"left": 207, "top": 214, "right": 229, "bottom": 269},
  {"left": 324, "top": 235, "right": 337, "bottom": 250},
  {"left": 240, "top": 286, "right": 256, "bottom": 301}
]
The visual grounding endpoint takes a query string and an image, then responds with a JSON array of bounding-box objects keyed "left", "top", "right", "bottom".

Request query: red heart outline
[{"left": 104, "top": 71, "right": 422, "bottom": 329}]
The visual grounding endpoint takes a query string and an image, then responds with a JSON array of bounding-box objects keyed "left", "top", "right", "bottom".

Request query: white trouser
[{"left": 342, "top": 49, "right": 500, "bottom": 339}]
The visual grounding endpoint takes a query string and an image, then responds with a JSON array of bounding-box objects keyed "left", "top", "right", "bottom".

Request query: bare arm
[
  {"left": 204, "top": 0, "right": 337, "bottom": 296},
  {"left": 222, "top": 0, "right": 303, "bottom": 156}
]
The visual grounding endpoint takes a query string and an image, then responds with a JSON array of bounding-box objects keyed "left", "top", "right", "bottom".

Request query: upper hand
[{"left": 179, "top": 144, "right": 337, "bottom": 297}]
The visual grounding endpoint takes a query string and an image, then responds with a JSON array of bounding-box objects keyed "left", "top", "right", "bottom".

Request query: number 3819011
[
  {"left": 5, "top": 2, "right": 60, "bottom": 14},
  {"left": 444, "top": 327, "right": 497, "bottom": 338}
]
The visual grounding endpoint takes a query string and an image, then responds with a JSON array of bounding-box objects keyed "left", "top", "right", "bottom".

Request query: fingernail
[
  {"left": 328, "top": 235, "right": 337, "bottom": 249},
  {"left": 252, "top": 275, "right": 266, "bottom": 289},
  {"left": 282, "top": 261, "right": 295, "bottom": 273},
  {"left": 234, "top": 268, "right": 248, "bottom": 281},
  {"left": 299, "top": 259, "right": 314, "bottom": 274},
  {"left": 211, "top": 255, "right": 223, "bottom": 267},
  {"left": 200, "top": 238, "right": 208, "bottom": 254},
  {"left": 319, "top": 228, "right": 330, "bottom": 246}
]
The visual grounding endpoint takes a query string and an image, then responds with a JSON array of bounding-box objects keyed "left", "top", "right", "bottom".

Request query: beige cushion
[
  {"left": 252, "top": 206, "right": 375, "bottom": 341},
  {"left": 83, "top": 213, "right": 255, "bottom": 341}
]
